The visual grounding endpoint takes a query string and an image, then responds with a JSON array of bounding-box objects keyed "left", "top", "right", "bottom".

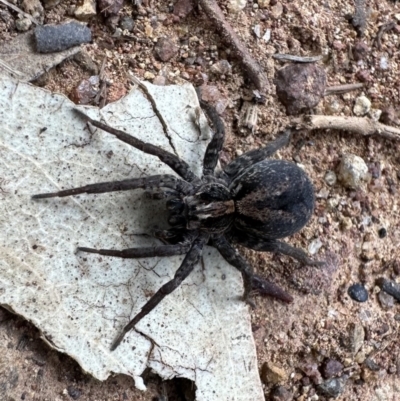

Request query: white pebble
[
  {"left": 308, "top": 238, "right": 323, "bottom": 255},
  {"left": 338, "top": 154, "right": 369, "bottom": 189},
  {"left": 380, "top": 56, "right": 389, "bottom": 70},
  {"left": 353, "top": 95, "right": 371, "bottom": 116},
  {"left": 324, "top": 170, "right": 337, "bottom": 186},
  {"left": 228, "top": 0, "right": 247, "bottom": 12}
]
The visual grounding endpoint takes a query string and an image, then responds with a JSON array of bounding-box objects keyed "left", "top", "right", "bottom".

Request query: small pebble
[
  {"left": 274, "top": 63, "right": 326, "bottom": 115},
  {"left": 353, "top": 95, "right": 371, "bottom": 116},
  {"left": 15, "top": 17, "right": 32, "bottom": 32},
  {"left": 271, "top": 2, "right": 283, "bottom": 18},
  {"left": 98, "top": 0, "right": 123, "bottom": 16},
  {"left": 378, "top": 228, "right": 387, "bottom": 238},
  {"left": 154, "top": 37, "right": 178, "bottom": 61},
  {"left": 120, "top": 16, "right": 134, "bottom": 32},
  {"left": 253, "top": 24, "right": 261, "bottom": 38},
  {"left": 380, "top": 56, "right": 389, "bottom": 70},
  {"left": 380, "top": 106, "right": 399, "bottom": 125},
  {"left": 369, "top": 108, "right": 382, "bottom": 122},
  {"left": 322, "top": 359, "right": 344, "bottom": 379},
  {"left": 364, "top": 358, "right": 380, "bottom": 371},
  {"left": 210, "top": 59, "right": 231, "bottom": 76},
  {"left": 348, "top": 283, "right": 368, "bottom": 302},
  {"left": 317, "top": 376, "right": 347, "bottom": 398},
  {"left": 70, "top": 76, "right": 99, "bottom": 104},
  {"left": 67, "top": 386, "right": 82, "bottom": 400},
  {"left": 74, "top": 0, "right": 96, "bottom": 20},
  {"left": 324, "top": 170, "right": 337, "bottom": 186},
  {"left": 338, "top": 154, "right": 369, "bottom": 189},
  {"left": 261, "top": 362, "right": 288, "bottom": 385},
  {"left": 263, "top": 29, "right": 271, "bottom": 43},
  {"left": 144, "top": 71, "right": 155, "bottom": 80},
  {"left": 270, "top": 386, "right": 293, "bottom": 401},
  {"left": 340, "top": 216, "right": 353, "bottom": 231},
  {"left": 34, "top": 22, "right": 91, "bottom": 53},
  {"left": 42, "top": 0, "right": 62, "bottom": 9},
  {"left": 308, "top": 238, "right": 323, "bottom": 255},
  {"left": 258, "top": 0, "right": 270, "bottom": 8},
  {"left": 376, "top": 277, "right": 400, "bottom": 302},
  {"left": 352, "top": 41, "right": 369, "bottom": 61},
  {"left": 228, "top": 0, "right": 247, "bottom": 13}
]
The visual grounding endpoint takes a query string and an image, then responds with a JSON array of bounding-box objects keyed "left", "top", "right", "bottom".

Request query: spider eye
[
  {"left": 166, "top": 198, "right": 184, "bottom": 212},
  {"left": 168, "top": 215, "right": 186, "bottom": 226}
]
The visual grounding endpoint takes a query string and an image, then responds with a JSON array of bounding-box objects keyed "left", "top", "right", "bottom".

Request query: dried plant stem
[
  {"left": 292, "top": 115, "right": 400, "bottom": 141},
  {"left": 198, "top": 0, "right": 269, "bottom": 93},
  {"left": 324, "top": 83, "right": 364, "bottom": 96}
]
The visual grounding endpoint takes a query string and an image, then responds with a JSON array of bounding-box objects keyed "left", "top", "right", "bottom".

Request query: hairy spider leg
[
  {"left": 73, "top": 109, "right": 200, "bottom": 184},
  {"left": 221, "top": 129, "right": 292, "bottom": 183},
  {"left": 199, "top": 101, "right": 225, "bottom": 176},
  {"left": 212, "top": 236, "right": 293, "bottom": 304},
  {"left": 77, "top": 243, "right": 191, "bottom": 258},
  {"left": 227, "top": 231, "right": 324, "bottom": 267},
  {"left": 110, "top": 233, "right": 209, "bottom": 351},
  {"left": 32, "top": 175, "right": 192, "bottom": 199}
]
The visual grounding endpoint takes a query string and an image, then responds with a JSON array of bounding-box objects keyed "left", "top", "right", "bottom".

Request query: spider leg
[
  {"left": 78, "top": 243, "right": 191, "bottom": 258},
  {"left": 110, "top": 233, "right": 209, "bottom": 351},
  {"left": 212, "top": 235, "right": 293, "bottom": 304},
  {"left": 220, "top": 129, "right": 292, "bottom": 183},
  {"left": 200, "top": 101, "right": 225, "bottom": 177},
  {"left": 73, "top": 109, "right": 200, "bottom": 184},
  {"left": 227, "top": 229, "right": 323, "bottom": 266},
  {"left": 32, "top": 174, "right": 192, "bottom": 199},
  {"left": 242, "top": 238, "right": 324, "bottom": 267}
]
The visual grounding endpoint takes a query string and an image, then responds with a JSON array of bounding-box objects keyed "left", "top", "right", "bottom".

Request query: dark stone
[
  {"left": 98, "top": 0, "right": 123, "bottom": 16},
  {"left": 380, "top": 106, "right": 398, "bottom": 125},
  {"left": 173, "top": 0, "right": 194, "bottom": 18},
  {"left": 321, "top": 359, "right": 344, "bottom": 379},
  {"left": 352, "top": 41, "right": 369, "bottom": 61},
  {"left": 120, "top": 16, "right": 135, "bottom": 32},
  {"left": 364, "top": 357, "right": 380, "bottom": 371},
  {"left": 67, "top": 386, "right": 82, "bottom": 400},
  {"left": 376, "top": 277, "right": 400, "bottom": 301},
  {"left": 348, "top": 283, "right": 368, "bottom": 302},
  {"left": 274, "top": 64, "right": 326, "bottom": 115},
  {"left": 154, "top": 37, "right": 178, "bottom": 61},
  {"left": 34, "top": 22, "right": 91, "bottom": 53},
  {"left": 317, "top": 376, "right": 347, "bottom": 398},
  {"left": 70, "top": 77, "right": 99, "bottom": 105},
  {"left": 378, "top": 290, "right": 394, "bottom": 310},
  {"left": 378, "top": 227, "right": 387, "bottom": 238},
  {"left": 270, "top": 385, "right": 293, "bottom": 401}
]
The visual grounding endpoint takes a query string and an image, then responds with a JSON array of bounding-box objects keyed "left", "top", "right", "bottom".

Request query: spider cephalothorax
[{"left": 33, "top": 101, "right": 318, "bottom": 350}]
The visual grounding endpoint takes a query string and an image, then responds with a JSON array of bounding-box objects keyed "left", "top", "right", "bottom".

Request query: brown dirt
[{"left": 1, "top": 0, "right": 400, "bottom": 400}]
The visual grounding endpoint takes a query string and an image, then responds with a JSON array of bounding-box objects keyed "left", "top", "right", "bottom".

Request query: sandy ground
[{"left": 1, "top": 0, "right": 400, "bottom": 400}]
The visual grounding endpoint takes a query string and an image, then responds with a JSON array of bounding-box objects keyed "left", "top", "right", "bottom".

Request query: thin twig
[
  {"left": 374, "top": 21, "right": 396, "bottom": 50},
  {"left": 291, "top": 115, "right": 400, "bottom": 141},
  {"left": 198, "top": 0, "right": 269, "bottom": 94},
  {"left": 0, "top": 0, "right": 41, "bottom": 25},
  {"left": 324, "top": 83, "right": 364, "bottom": 96},
  {"left": 95, "top": 57, "right": 108, "bottom": 107},
  {"left": 272, "top": 54, "right": 323, "bottom": 63}
]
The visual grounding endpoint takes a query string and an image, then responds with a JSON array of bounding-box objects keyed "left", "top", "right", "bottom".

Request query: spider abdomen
[{"left": 230, "top": 159, "right": 314, "bottom": 240}]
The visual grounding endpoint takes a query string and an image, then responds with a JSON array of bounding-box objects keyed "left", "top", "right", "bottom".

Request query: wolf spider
[{"left": 33, "top": 101, "right": 318, "bottom": 350}]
